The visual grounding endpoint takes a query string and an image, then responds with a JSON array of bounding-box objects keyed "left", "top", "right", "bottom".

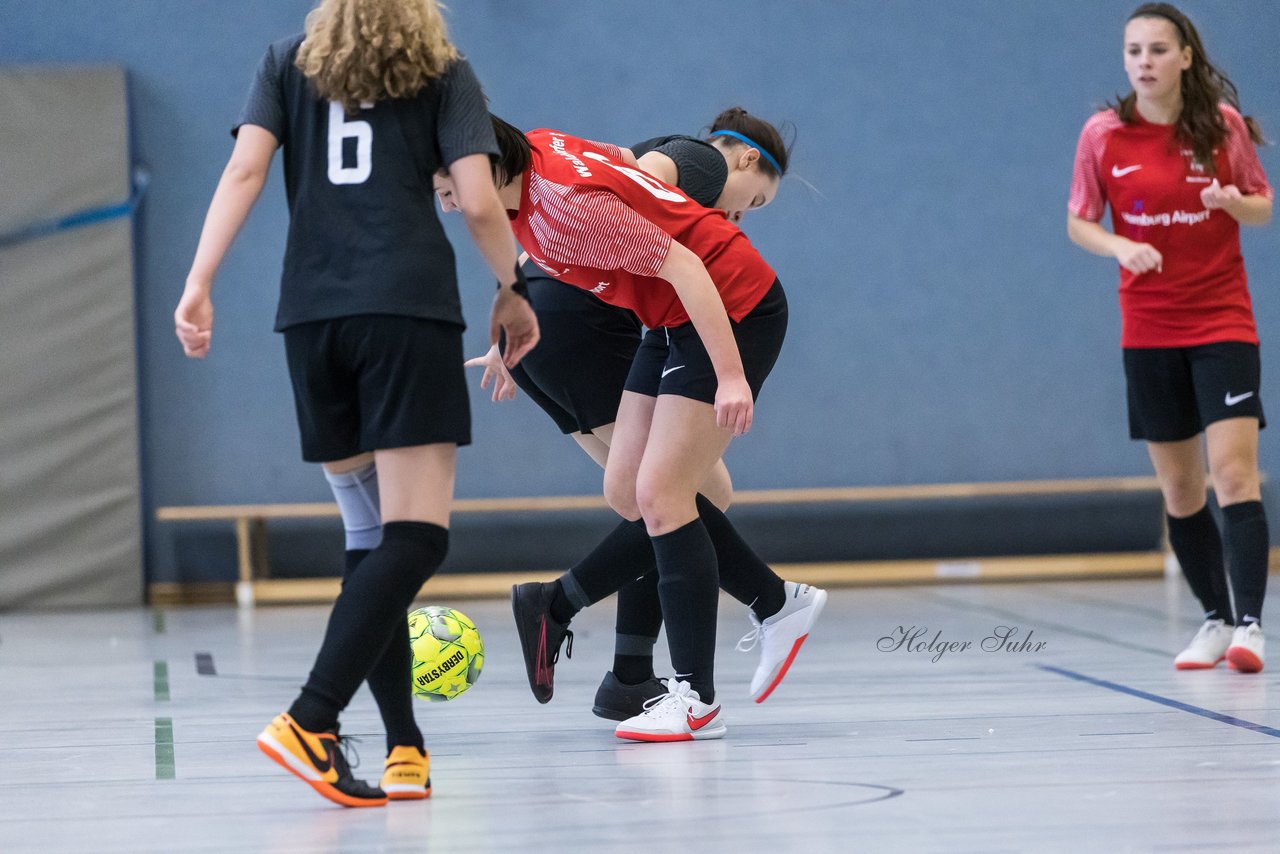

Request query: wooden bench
[{"left": 153, "top": 476, "right": 1173, "bottom": 605}]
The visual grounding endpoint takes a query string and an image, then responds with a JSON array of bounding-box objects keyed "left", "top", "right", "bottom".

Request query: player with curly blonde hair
[
  {"left": 295, "top": 0, "right": 458, "bottom": 112},
  {"left": 175, "top": 0, "right": 537, "bottom": 807}
]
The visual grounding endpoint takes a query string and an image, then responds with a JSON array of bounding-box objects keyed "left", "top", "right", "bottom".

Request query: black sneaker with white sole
[{"left": 591, "top": 671, "right": 667, "bottom": 721}]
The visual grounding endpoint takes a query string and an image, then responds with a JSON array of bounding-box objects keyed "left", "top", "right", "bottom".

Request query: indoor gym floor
[{"left": 2, "top": 575, "right": 1278, "bottom": 853}]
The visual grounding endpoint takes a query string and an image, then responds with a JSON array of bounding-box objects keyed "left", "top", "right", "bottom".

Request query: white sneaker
[
  {"left": 1225, "top": 623, "right": 1265, "bottom": 673},
  {"left": 736, "top": 581, "right": 827, "bottom": 703},
  {"left": 614, "top": 679, "right": 726, "bottom": 743},
  {"left": 1174, "top": 619, "right": 1233, "bottom": 670}
]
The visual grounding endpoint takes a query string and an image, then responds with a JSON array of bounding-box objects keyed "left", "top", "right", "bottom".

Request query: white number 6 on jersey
[
  {"left": 582, "top": 151, "right": 685, "bottom": 202},
  {"left": 327, "top": 101, "right": 372, "bottom": 185}
]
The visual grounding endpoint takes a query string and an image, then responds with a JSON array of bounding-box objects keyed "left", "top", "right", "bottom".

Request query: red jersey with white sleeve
[
  {"left": 1068, "top": 104, "right": 1272, "bottom": 348},
  {"left": 508, "top": 129, "right": 777, "bottom": 330}
]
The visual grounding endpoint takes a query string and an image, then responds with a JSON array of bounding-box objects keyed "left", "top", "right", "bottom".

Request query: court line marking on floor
[
  {"left": 925, "top": 590, "right": 1170, "bottom": 657},
  {"left": 1033, "top": 586, "right": 1175, "bottom": 621},
  {"left": 153, "top": 661, "right": 170, "bottom": 702},
  {"left": 192, "top": 651, "right": 295, "bottom": 681},
  {"left": 155, "top": 717, "right": 175, "bottom": 780},
  {"left": 152, "top": 609, "right": 166, "bottom": 634},
  {"left": 1036, "top": 664, "right": 1280, "bottom": 739}
]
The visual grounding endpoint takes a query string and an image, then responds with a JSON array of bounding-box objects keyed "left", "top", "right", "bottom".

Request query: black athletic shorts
[
  {"left": 1123, "top": 341, "right": 1265, "bottom": 442},
  {"left": 624, "top": 279, "right": 788, "bottom": 404},
  {"left": 508, "top": 266, "right": 643, "bottom": 434},
  {"left": 283, "top": 315, "right": 470, "bottom": 462}
]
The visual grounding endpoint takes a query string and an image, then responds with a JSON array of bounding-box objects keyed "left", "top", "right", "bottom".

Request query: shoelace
[
  {"left": 535, "top": 618, "right": 574, "bottom": 688},
  {"left": 639, "top": 680, "right": 695, "bottom": 717},
  {"left": 556, "top": 628, "right": 574, "bottom": 662},
  {"left": 734, "top": 586, "right": 811, "bottom": 652},
  {"left": 334, "top": 733, "right": 364, "bottom": 771},
  {"left": 735, "top": 613, "right": 765, "bottom": 653}
]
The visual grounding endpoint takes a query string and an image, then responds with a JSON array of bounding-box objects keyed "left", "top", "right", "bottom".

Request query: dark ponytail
[
  {"left": 1112, "top": 3, "right": 1265, "bottom": 174},
  {"left": 706, "top": 107, "right": 793, "bottom": 178},
  {"left": 488, "top": 113, "right": 531, "bottom": 186}
]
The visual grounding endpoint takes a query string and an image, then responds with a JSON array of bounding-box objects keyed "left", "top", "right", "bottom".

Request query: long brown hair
[
  {"left": 1110, "top": 3, "right": 1264, "bottom": 174},
  {"left": 296, "top": 0, "right": 459, "bottom": 113}
]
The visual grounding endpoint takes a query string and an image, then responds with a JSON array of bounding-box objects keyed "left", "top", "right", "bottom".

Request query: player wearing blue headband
[
  {"left": 461, "top": 108, "right": 817, "bottom": 728},
  {"left": 641, "top": 107, "right": 791, "bottom": 224}
]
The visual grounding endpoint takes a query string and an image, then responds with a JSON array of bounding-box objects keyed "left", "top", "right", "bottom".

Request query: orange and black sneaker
[
  {"left": 256, "top": 713, "right": 388, "bottom": 808},
  {"left": 381, "top": 745, "right": 432, "bottom": 800}
]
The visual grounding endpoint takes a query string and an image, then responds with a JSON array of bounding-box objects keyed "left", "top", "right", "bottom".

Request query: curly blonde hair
[{"left": 296, "top": 0, "right": 459, "bottom": 113}]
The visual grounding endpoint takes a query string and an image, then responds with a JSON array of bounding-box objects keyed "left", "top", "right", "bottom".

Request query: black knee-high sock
[
  {"left": 559, "top": 519, "right": 655, "bottom": 618},
  {"left": 562, "top": 494, "right": 788, "bottom": 617},
  {"left": 289, "top": 522, "right": 448, "bottom": 733},
  {"left": 613, "top": 572, "right": 662, "bottom": 684},
  {"left": 695, "top": 495, "right": 786, "bottom": 620},
  {"left": 1167, "top": 506, "right": 1234, "bottom": 622},
  {"left": 651, "top": 519, "right": 719, "bottom": 704},
  {"left": 1222, "top": 501, "right": 1269, "bottom": 626},
  {"left": 343, "top": 549, "right": 424, "bottom": 753}
]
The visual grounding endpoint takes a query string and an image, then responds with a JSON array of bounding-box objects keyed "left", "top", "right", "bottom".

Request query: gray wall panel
[{"left": 0, "top": 69, "right": 142, "bottom": 607}]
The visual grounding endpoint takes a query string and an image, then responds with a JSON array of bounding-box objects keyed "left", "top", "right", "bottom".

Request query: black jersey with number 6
[{"left": 235, "top": 34, "right": 497, "bottom": 331}]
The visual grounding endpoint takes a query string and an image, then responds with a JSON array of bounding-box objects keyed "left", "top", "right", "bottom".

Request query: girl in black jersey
[
  {"left": 464, "top": 111, "right": 826, "bottom": 723},
  {"left": 174, "top": 0, "right": 536, "bottom": 808}
]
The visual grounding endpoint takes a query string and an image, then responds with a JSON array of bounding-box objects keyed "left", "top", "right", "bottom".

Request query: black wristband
[{"left": 497, "top": 262, "right": 531, "bottom": 302}]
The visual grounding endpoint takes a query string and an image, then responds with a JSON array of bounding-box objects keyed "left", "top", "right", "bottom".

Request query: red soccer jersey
[
  {"left": 507, "top": 129, "right": 777, "bottom": 329},
  {"left": 1069, "top": 104, "right": 1272, "bottom": 348}
]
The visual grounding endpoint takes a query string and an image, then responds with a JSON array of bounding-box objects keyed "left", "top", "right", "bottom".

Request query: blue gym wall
[{"left": 3, "top": 1, "right": 1278, "bottom": 584}]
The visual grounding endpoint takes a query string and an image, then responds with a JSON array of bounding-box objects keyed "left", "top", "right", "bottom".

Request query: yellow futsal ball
[{"left": 407, "top": 606, "right": 484, "bottom": 701}]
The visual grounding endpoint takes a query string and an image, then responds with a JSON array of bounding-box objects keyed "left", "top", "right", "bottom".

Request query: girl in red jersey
[
  {"left": 1068, "top": 3, "right": 1273, "bottom": 672},
  {"left": 466, "top": 114, "right": 825, "bottom": 724},
  {"left": 435, "top": 117, "right": 808, "bottom": 741}
]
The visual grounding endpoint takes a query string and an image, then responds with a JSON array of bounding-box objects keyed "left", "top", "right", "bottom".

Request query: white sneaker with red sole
[
  {"left": 1174, "top": 619, "right": 1233, "bottom": 670},
  {"left": 737, "top": 581, "right": 827, "bottom": 703},
  {"left": 615, "top": 679, "right": 726, "bottom": 743},
  {"left": 1225, "top": 623, "right": 1265, "bottom": 673}
]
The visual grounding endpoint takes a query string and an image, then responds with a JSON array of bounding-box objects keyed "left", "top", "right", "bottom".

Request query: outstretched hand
[{"left": 464, "top": 343, "right": 519, "bottom": 402}]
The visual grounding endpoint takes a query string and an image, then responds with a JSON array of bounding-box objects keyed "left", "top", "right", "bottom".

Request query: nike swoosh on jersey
[
  {"left": 1111, "top": 164, "right": 1143, "bottom": 177},
  {"left": 661, "top": 365, "right": 686, "bottom": 378},
  {"left": 687, "top": 707, "right": 720, "bottom": 731},
  {"left": 1225, "top": 391, "right": 1255, "bottom": 406},
  {"left": 289, "top": 722, "right": 333, "bottom": 774}
]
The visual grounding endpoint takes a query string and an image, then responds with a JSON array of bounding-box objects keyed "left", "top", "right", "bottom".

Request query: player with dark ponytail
[
  {"left": 442, "top": 113, "right": 823, "bottom": 741},
  {"left": 464, "top": 110, "right": 814, "bottom": 723}
]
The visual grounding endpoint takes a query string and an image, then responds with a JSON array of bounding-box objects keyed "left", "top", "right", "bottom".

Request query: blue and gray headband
[{"left": 708, "top": 129, "right": 783, "bottom": 175}]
